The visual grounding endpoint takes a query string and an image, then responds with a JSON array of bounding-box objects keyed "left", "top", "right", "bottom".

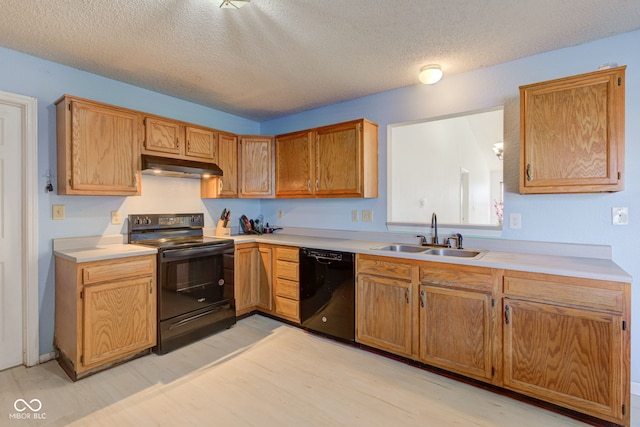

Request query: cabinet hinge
[
  {"left": 68, "top": 103, "right": 71, "bottom": 111},
  {"left": 622, "top": 404, "right": 626, "bottom": 415},
  {"left": 618, "top": 77, "right": 622, "bottom": 86},
  {"left": 622, "top": 320, "right": 627, "bottom": 331}
]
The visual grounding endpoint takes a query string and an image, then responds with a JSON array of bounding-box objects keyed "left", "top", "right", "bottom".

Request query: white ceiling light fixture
[
  {"left": 220, "top": 0, "right": 250, "bottom": 9},
  {"left": 419, "top": 64, "right": 443, "bottom": 84}
]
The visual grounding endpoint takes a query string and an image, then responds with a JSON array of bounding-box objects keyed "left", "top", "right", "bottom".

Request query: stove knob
[
  {"left": 133, "top": 217, "right": 142, "bottom": 225},
  {"left": 143, "top": 217, "right": 151, "bottom": 225}
]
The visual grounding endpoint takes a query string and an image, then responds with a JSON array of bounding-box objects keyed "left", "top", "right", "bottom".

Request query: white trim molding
[{"left": 0, "top": 90, "right": 39, "bottom": 366}]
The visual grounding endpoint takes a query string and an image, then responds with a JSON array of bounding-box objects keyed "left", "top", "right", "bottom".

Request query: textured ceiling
[{"left": 1, "top": 0, "right": 639, "bottom": 121}]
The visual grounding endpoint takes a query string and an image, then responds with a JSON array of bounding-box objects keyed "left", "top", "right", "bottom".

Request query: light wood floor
[{"left": 1, "top": 316, "right": 637, "bottom": 426}]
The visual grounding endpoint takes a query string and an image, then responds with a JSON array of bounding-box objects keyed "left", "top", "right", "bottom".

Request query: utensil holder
[{"left": 215, "top": 219, "right": 230, "bottom": 237}]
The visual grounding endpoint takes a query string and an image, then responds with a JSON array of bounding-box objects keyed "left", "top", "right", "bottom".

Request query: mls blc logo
[{"left": 9, "top": 398, "right": 46, "bottom": 420}]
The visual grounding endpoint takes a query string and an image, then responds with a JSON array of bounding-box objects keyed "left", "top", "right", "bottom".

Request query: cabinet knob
[{"left": 526, "top": 164, "right": 532, "bottom": 181}]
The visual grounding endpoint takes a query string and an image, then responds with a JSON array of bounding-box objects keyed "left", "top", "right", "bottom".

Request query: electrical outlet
[
  {"left": 612, "top": 207, "right": 629, "bottom": 225},
  {"left": 362, "top": 210, "right": 373, "bottom": 222},
  {"left": 509, "top": 213, "right": 522, "bottom": 229},
  {"left": 278, "top": 209, "right": 283, "bottom": 219},
  {"left": 52, "top": 204, "right": 65, "bottom": 220},
  {"left": 111, "top": 211, "right": 122, "bottom": 225},
  {"left": 351, "top": 210, "right": 358, "bottom": 222}
]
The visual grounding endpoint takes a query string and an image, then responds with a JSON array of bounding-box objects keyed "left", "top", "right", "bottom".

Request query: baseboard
[
  {"left": 632, "top": 381, "right": 640, "bottom": 396},
  {"left": 39, "top": 351, "right": 57, "bottom": 364}
]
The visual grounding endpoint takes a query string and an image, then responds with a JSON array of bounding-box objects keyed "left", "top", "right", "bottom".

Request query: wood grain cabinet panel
[
  {"left": 519, "top": 66, "right": 625, "bottom": 193},
  {"left": 185, "top": 126, "right": 217, "bottom": 161},
  {"left": 273, "top": 246, "right": 300, "bottom": 322},
  {"left": 418, "top": 286, "right": 493, "bottom": 382},
  {"left": 274, "top": 119, "right": 378, "bottom": 198},
  {"left": 56, "top": 96, "right": 141, "bottom": 196},
  {"left": 144, "top": 117, "right": 181, "bottom": 155},
  {"left": 54, "top": 255, "right": 156, "bottom": 380},
  {"left": 275, "top": 130, "right": 314, "bottom": 197},
  {"left": 356, "top": 273, "right": 413, "bottom": 357},
  {"left": 239, "top": 136, "right": 274, "bottom": 198},
  {"left": 502, "top": 270, "right": 630, "bottom": 425}
]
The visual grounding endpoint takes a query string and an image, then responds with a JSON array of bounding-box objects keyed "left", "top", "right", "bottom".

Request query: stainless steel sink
[
  {"left": 374, "top": 244, "right": 427, "bottom": 253},
  {"left": 423, "top": 248, "right": 482, "bottom": 258}
]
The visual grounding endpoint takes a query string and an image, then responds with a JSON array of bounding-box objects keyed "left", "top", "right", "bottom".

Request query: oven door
[{"left": 158, "top": 244, "right": 235, "bottom": 322}]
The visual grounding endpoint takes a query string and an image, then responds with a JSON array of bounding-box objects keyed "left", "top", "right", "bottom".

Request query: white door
[{"left": 0, "top": 101, "right": 24, "bottom": 370}]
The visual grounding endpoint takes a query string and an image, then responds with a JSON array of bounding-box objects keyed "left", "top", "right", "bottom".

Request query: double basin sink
[{"left": 373, "top": 244, "right": 485, "bottom": 259}]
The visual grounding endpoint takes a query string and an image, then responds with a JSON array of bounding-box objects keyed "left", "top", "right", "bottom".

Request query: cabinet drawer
[
  {"left": 276, "top": 247, "right": 299, "bottom": 262},
  {"left": 275, "top": 277, "right": 299, "bottom": 300},
  {"left": 357, "top": 255, "right": 412, "bottom": 280},
  {"left": 276, "top": 259, "right": 299, "bottom": 281},
  {"left": 82, "top": 256, "right": 155, "bottom": 285},
  {"left": 275, "top": 295, "right": 299, "bottom": 321},
  {"left": 419, "top": 263, "right": 494, "bottom": 294},
  {"left": 503, "top": 271, "right": 626, "bottom": 313}
]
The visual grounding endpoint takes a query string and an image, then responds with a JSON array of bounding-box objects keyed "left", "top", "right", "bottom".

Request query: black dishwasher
[{"left": 299, "top": 248, "right": 355, "bottom": 342}]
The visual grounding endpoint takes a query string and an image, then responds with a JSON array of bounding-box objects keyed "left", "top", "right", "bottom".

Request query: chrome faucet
[{"left": 431, "top": 212, "right": 438, "bottom": 245}]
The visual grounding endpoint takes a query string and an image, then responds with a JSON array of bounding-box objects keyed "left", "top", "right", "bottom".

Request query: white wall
[{"left": 260, "top": 31, "right": 640, "bottom": 381}]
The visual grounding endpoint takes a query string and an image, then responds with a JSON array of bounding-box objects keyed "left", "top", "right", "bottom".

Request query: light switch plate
[
  {"left": 362, "top": 210, "right": 373, "bottom": 222},
  {"left": 351, "top": 210, "right": 358, "bottom": 222},
  {"left": 52, "top": 204, "right": 65, "bottom": 220},
  {"left": 111, "top": 211, "right": 122, "bottom": 225},
  {"left": 612, "top": 207, "right": 629, "bottom": 225}
]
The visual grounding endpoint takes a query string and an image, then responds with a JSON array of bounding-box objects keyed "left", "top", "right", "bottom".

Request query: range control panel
[{"left": 128, "top": 213, "right": 204, "bottom": 230}]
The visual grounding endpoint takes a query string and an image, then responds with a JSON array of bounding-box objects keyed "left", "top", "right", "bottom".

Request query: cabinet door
[
  {"left": 356, "top": 274, "right": 412, "bottom": 357},
  {"left": 275, "top": 130, "right": 314, "bottom": 197},
  {"left": 66, "top": 100, "right": 140, "bottom": 195},
  {"left": 239, "top": 136, "right": 274, "bottom": 198},
  {"left": 218, "top": 132, "right": 238, "bottom": 198},
  {"left": 315, "top": 121, "right": 362, "bottom": 197},
  {"left": 185, "top": 126, "right": 217, "bottom": 161},
  {"left": 82, "top": 276, "right": 155, "bottom": 368},
  {"left": 144, "top": 117, "right": 181, "bottom": 155},
  {"left": 418, "top": 286, "right": 493, "bottom": 382},
  {"left": 519, "top": 66, "right": 625, "bottom": 193},
  {"left": 256, "top": 246, "right": 273, "bottom": 311},
  {"left": 234, "top": 246, "right": 256, "bottom": 315},
  {"left": 503, "top": 298, "right": 625, "bottom": 424}
]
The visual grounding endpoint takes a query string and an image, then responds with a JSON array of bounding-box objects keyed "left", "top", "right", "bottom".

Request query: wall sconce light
[
  {"left": 492, "top": 142, "right": 504, "bottom": 160},
  {"left": 419, "top": 64, "right": 443, "bottom": 84}
]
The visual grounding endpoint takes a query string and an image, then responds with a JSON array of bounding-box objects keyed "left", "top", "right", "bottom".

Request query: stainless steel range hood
[{"left": 141, "top": 154, "right": 223, "bottom": 179}]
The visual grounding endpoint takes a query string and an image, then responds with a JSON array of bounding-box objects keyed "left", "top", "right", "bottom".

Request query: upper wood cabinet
[
  {"left": 56, "top": 95, "right": 141, "bottom": 196},
  {"left": 239, "top": 136, "right": 274, "bottom": 198},
  {"left": 143, "top": 115, "right": 217, "bottom": 162},
  {"left": 519, "top": 66, "right": 625, "bottom": 194},
  {"left": 275, "top": 119, "right": 378, "bottom": 198},
  {"left": 201, "top": 132, "right": 238, "bottom": 198}
]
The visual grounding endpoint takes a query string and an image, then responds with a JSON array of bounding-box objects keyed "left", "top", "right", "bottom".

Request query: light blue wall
[
  {"left": 260, "top": 31, "right": 640, "bottom": 380},
  {"left": 2, "top": 28, "right": 639, "bottom": 382},
  {"left": 0, "top": 46, "right": 261, "bottom": 356}
]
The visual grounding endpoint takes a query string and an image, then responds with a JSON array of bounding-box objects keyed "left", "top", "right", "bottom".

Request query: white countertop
[
  {"left": 52, "top": 232, "right": 631, "bottom": 283},
  {"left": 226, "top": 233, "right": 632, "bottom": 283},
  {"left": 53, "top": 235, "right": 157, "bottom": 262}
]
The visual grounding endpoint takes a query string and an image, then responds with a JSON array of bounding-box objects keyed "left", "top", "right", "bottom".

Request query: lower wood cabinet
[
  {"left": 273, "top": 246, "right": 300, "bottom": 322},
  {"left": 234, "top": 243, "right": 273, "bottom": 316},
  {"left": 355, "top": 254, "right": 630, "bottom": 426},
  {"left": 356, "top": 256, "right": 414, "bottom": 357},
  {"left": 54, "top": 255, "right": 156, "bottom": 380},
  {"left": 502, "top": 270, "right": 630, "bottom": 425},
  {"left": 417, "top": 263, "right": 500, "bottom": 384}
]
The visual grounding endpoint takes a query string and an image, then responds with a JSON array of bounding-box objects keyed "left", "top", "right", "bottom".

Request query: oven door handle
[{"left": 162, "top": 245, "right": 231, "bottom": 261}]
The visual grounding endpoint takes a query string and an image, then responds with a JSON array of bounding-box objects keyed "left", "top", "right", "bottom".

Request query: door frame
[{"left": 0, "top": 90, "right": 39, "bottom": 366}]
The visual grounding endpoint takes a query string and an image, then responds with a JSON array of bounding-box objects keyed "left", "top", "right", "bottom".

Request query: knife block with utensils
[{"left": 215, "top": 219, "right": 230, "bottom": 237}]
